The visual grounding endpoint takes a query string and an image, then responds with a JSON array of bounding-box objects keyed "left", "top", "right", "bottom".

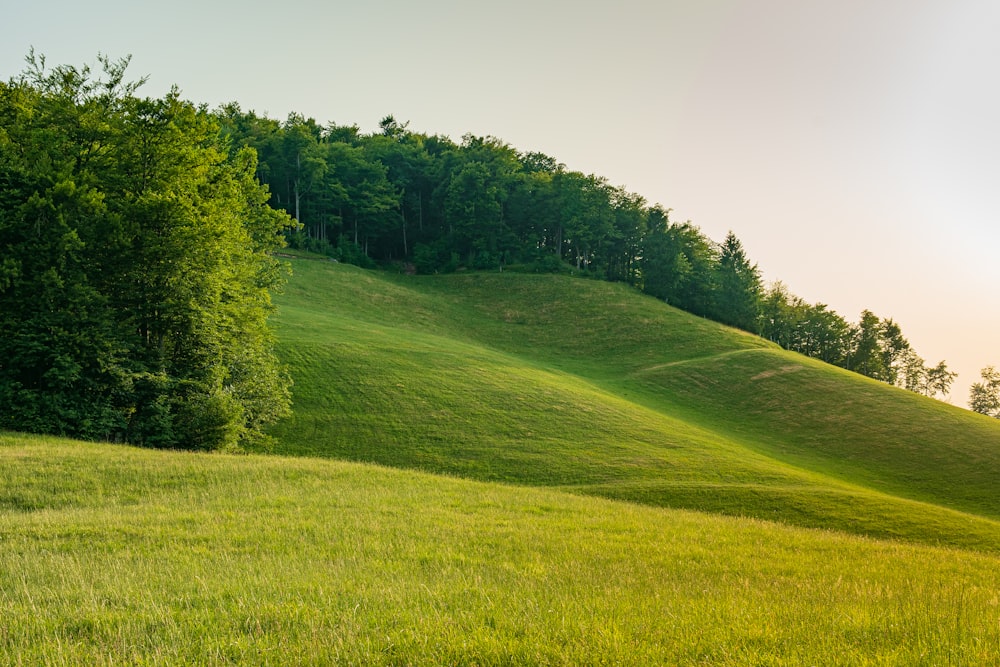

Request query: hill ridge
[{"left": 267, "top": 259, "right": 1000, "bottom": 551}]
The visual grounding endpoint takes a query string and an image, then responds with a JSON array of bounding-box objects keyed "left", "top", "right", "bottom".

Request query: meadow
[
  {"left": 4, "top": 257, "right": 1000, "bottom": 664},
  {"left": 269, "top": 259, "right": 1000, "bottom": 552},
  {"left": 3, "top": 432, "right": 1000, "bottom": 665}
]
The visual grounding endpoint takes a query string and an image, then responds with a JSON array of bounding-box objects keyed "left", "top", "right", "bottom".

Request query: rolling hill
[
  {"left": 267, "top": 257, "right": 1000, "bottom": 551},
  {"left": 5, "top": 256, "right": 1000, "bottom": 663}
]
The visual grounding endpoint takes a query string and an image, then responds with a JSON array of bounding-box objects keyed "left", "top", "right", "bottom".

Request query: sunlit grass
[
  {"left": 5, "top": 254, "right": 999, "bottom": 664},
  {"left": 268, "top": 260, "right": 1000, "bottom": 550},
  {"left": 3, "top": 432, "right": 1000, "bottom": 665},
  {"left": 630, "top": 347, "right": 1000, "bottom": 516}
]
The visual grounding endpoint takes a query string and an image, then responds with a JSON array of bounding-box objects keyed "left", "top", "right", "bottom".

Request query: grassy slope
[
  {"left": 5, "top": 259, "right": 1000, "bottom": 663},
  {"left": 4, "top": 432, "right": 1000, "bottom": 665},
  {"left": 268, "top": 260, "right": 1000, "bottom": 551}
]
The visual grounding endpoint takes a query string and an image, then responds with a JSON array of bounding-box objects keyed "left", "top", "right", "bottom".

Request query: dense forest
[
  {"left": 0, "top": 55, "right": 983, "bottom": 450},
  {"left": 0, "top": 55, "right": 294, "bottom": 448},
  {"left": 216, "top": 107, "right": 959, "bottom": 401}
]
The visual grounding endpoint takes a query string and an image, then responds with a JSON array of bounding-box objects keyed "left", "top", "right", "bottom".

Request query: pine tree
[{"left": 711, "top": 231, "right": 762, "bottom": 332}]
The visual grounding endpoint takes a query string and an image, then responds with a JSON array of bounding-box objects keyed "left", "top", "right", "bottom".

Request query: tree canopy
[
  {"left": 0, "top": 53, "right": 294, "bottom": 449},
  {"left": 180, "top": 101, "right": 973, "bottom": 405}
]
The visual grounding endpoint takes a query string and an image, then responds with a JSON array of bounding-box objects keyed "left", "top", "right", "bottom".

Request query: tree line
[{"left": 218, "top": 108, "right": 961, "bottom": 402}]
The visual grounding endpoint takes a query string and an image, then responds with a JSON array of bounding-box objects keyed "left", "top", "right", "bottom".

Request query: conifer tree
[{"left": 711, "top": 231, "right": 762, "bottom": 332}]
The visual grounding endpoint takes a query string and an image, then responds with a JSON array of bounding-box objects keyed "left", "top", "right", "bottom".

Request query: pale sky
[{"left": 4, "top": 0, "right": 997, "bottom": 404}]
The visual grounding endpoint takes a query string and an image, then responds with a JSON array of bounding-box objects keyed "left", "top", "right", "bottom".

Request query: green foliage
[
  {"left": 925, "top": 360, "right": 958, "bottom": 399},
  {"left": 710, "top": 230, "right": 762, "bottom": 332},
  {"left": 0, "top": 54, "right": 293, "bottom": 449},
  {"left": 759, "top": 282, "right": 853, "bottom": 365},
  {"left": 758, "top": 281, "right": 946, "bottom": 395},
  {"left": 640, "top": 219, "right": 717, "bottom": 316},
  {"left": 529, "top": 253, "right": 571, "bottom": 274},
  {"left": 214, "top": 105, "right": 951, "bottom": 393},
  {"left": 332, "top": 235, "right": 377, "bottom": 269},
  {"left": 411, "top": 240, "right": 458, "bottom": 274},
  {"left": 970, "top": 366, "right": 1000, "bottom": 417},
  {"left": 220, "top": 113, "right": 653, "bottom": 287}
]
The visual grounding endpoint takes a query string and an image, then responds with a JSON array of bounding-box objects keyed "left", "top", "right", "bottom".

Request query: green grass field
[
  {"left": 4, "top": 257, "right": 1000, "bottom": 663},
  {"left": 3, "top": 432, "right": 1000, "bottom": 665},
  {"left": 268, "top": 259, "right": 1000, "bottom": 552}
]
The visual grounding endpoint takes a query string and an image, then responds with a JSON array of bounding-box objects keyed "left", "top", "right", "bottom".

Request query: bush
[
  {"left": 335, "top": 238, "right": 377, "bottom": 269},
  {"left": 531, "top": 255, "right": 571, "bottom": 274}
]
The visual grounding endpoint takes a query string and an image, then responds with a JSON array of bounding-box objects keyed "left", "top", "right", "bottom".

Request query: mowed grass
[
  {"left": 268, "top": 260, "right": 1000, "bottom": 551},
  {"left": 4, "top": 432, "right": 1000, "bottom": 665},
  {"left": 630, "top": 348, "right": 1000, "bottom": 517},
  {"left": 277, "top": 260, "right": 775, "bottom": 375},
  {"left": 375, "top": 268, "right": 1000, "bottom": 517}
]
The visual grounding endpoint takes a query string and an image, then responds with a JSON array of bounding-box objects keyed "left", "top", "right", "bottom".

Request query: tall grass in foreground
[{"left": 2, "top": 433, "right": 1000, "bottom": 665}]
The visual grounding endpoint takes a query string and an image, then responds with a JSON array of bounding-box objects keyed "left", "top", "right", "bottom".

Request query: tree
[
  {"left": 969, "top": 366, "right": 1000, "bottom": 417},
  {"left": 364, "top": 121, "right": 433, "bottom": 257},
  {"left": 276, "top": 113, "right": 327, "bottom": 226},
  {"left": 797, "top": 303, "right": 851, "bottom": 365},
  {"left": 378, "top": 114, "right": 409, "bottom": 139},
  {"left": 878, "top": 318, "right": 910, "bottom": 386},
  {"left": 641, "top": 224, "right": 692, "bottom": 302},
  {"left": 324, "top": 141, "right": 397, "bottom": 258},
  {"left": 758, "top": 281, "right": 797, "bottom": 348},
  {"left": 851, "top": 310, "right": 885, "bottom": 380},
  {"left": 0, "top": 53, "right": 294, "bottom": 449},
  {"left": 604, "top": 186, "right": 647, "bottom": 283},
  {"left": 925, "top": 361, "right": 957, "bottom": 399},
  {"left": 899, "top": 350, "right": 928, "bottom": 394},
  {"left": 711, "top": 231, "right": 762, "bottom": 332},
  {"left": 443, "top": 160, "right": 501, "bottom": 264},
  {"left": 558, "top": 172, "right": 614, "bottom": 273},
  {"left": 640, "top": 221, "right": 717, "bottom": 317}
]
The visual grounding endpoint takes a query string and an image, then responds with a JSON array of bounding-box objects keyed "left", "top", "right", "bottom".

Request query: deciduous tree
[
  {"left": 969, "top": 366, "right": 1000, "bottom": 417},
  {"left": 0, "top": 53, "right": 294, "bottom": 449},
  {"left": 925, "top": 361, "right": 957, "bottom": 400}
]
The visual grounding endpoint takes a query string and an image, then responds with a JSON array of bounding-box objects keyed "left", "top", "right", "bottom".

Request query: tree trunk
[
  {"left": 294, "top": 152, "right": 301, "bottom": 222},
  {"left": 400, "top": 203, "right": 408, "bottom": 256},
  {"left": 418, "top": 191, "right": 424, "bottom": 232}
]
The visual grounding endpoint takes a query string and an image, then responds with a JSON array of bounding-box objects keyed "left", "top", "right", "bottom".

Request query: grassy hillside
[
  {"left": 268, "top": 259, "right": 1000, "bottom": 550},
  {"left": 4, "top": 431, "right": 1000, "bottom": 665},
  {"left": 5, "top": 258, "right": 1000, "bottom": 663}
]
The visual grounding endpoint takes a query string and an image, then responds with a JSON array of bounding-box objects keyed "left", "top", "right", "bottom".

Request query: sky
[{"left": 3, "top": 0, "right": 998, "bottom": 405}]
